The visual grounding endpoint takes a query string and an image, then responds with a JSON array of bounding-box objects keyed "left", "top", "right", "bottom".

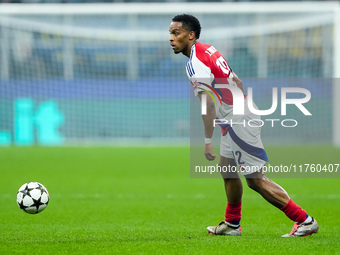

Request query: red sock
[
  {"left": 280, "top": 199, "right": 307, "bottom": 224},
  {"left": 224, "top": 201, "right": 242, "bottom": 224}
]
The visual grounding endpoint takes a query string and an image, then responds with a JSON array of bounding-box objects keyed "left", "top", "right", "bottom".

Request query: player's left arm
[
  {"left": 198, "top": 91, "right": 217, "bottom": 161},
  {"left": 232, "top": 71, "right": 244, "bottom": 94}
]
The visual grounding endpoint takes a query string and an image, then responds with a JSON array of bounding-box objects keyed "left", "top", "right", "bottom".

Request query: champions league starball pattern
[{"left": 16, "top": 182, "right": 49, "bottom": 214}]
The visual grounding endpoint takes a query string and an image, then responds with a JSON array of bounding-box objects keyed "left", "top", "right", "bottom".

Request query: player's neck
[{"left": 183, "top": 40, "right": 198, "bottom": 58}]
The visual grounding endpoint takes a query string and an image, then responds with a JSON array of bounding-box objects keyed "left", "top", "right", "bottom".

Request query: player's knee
[{"left": 246, "top": 177, "right": 263, "bottom": 192}]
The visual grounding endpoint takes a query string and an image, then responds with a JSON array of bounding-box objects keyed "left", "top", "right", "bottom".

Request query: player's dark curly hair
[{"left": 172, "top": 14, "right": 201, "bottom": 39}]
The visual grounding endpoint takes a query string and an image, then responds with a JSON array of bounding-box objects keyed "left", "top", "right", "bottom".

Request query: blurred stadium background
[
  {"left": 1, "top": 3, "right": 340, "bottom": 253},
  {"left": 0, "top": 1, "right": 339, "bottom": 146}
]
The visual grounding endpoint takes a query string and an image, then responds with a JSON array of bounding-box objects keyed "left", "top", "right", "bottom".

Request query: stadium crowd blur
[{"left": 1, "top": 0, "right": 338, "bottom": 3}]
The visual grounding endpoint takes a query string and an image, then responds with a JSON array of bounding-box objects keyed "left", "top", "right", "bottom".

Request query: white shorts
[{"left": 219, "top": 104, "right": 268, "bottom": 176}]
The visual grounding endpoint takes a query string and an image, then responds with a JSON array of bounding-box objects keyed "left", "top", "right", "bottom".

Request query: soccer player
[{"left": 169, "top": 14, "right": 319, "bottom": 237}]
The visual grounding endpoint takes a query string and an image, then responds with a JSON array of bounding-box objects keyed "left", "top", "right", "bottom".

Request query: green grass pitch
[{"left": 1, "top": 146, "right": 339, "bottom": 254}]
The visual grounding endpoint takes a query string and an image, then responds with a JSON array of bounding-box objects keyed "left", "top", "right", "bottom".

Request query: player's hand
[{"left": 204, "top": 143, "right": 216, "bottom": 161}]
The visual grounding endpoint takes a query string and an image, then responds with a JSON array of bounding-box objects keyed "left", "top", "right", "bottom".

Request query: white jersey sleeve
[{"left": 186, "top": 46, "right": 214, "bottom": 97}]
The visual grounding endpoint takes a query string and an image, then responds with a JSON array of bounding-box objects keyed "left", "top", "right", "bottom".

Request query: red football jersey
[{"left": 186, "top": 42, "right": 241, "bottom": 106}]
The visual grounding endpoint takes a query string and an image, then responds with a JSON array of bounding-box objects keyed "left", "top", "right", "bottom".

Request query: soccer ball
[{"left": 16, "top": 182, "right": 49, "bottom": 214}]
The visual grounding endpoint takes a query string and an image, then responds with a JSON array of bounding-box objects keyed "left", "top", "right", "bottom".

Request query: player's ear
[{"left": 189, "top": 31, "right": 196, "bottom": 40}]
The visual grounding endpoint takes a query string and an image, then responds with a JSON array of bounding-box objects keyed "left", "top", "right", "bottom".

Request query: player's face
[{"left": 169, "top": 22, "right": 194, "bottom": 57}]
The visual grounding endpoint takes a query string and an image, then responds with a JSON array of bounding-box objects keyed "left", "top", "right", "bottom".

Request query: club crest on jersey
[{"left": 205, "top": 46, "right": 217, "bottom": 56}]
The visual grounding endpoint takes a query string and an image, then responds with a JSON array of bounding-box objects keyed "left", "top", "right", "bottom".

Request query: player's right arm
[{"left": 198, "top": 91, "right": 217, "bottom": 161}]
